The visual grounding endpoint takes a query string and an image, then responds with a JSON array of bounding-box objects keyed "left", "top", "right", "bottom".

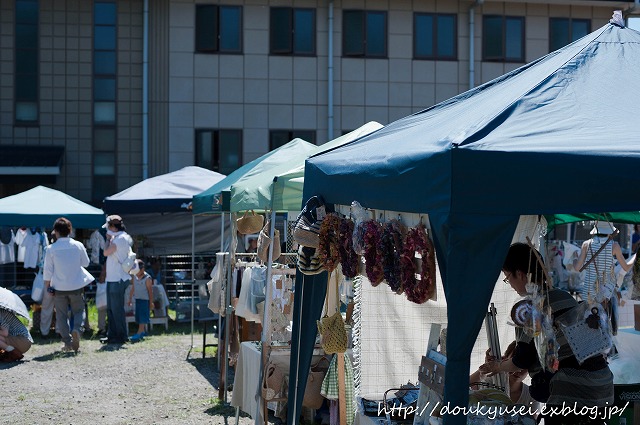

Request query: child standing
[{"left": 128, "top": 260, "right": 153, "bottom": 342}]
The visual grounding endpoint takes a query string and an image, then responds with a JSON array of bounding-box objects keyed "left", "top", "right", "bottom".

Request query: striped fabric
[
  {"left": 547, "top": 366, "right": 614, "bottom": 407},
  {"left": 0, "top": 308, "right": 33, "bottom": 343},
  {"left": 580, "top": 237, "right": 615, "bottom": 302}
]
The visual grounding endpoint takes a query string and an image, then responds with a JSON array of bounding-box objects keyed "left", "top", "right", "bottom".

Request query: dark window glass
[
  {"left": 271, "top": 8, "right": 292, "bottom": 53},
  {"left": 16, "top": 75, "right": 38, "bottom": 99},
  {"left": 437, "top": 15, "right": 456, "bottom": 58},
  {"left": 366, "top": 12, "right": 386, "bottom": 57},
  {"left": 94, "top": 78, "right": 116, "bottom": 101},
  {"left": 196, "top": 130, "right": 243, "bottom": 174},
  {"left": 16, "top": 0, "right": 38, "bottom": 24},
  {"left": 414, "top": 13, "right": 457, "bottom": 60},
  {"left": 343, "top": 10, "right": 365, "bottom": 56},
  {"left": 196, "top": 5, "right": 242, "bottom": 53},
  {"left": 269, "top": 130, "right": 315, "bottom": 150},
  {"left": 294, "top": 9, "right": 315, "bottom": 54},
  {"left": 94, "top": 2, "right": 116, "bottom": 25},
  {"left": 15, "top": 24, "right": 38, "bottom": 48},
  {"left": 270, "top": 7, "right": 315, "bottom": 55},
  {"left": 196, "top": 5, "right": 218, "bottom": 52},
  {"left": 343, "top": 10, "right": 387, "bottom": 58},
  {"left": 94, "top": 26, "right": 116, "bottom": 50},
  {"left": 550, "top": 18, "right": 590, "bottom": 51},
  {"left": 483, "top": 15, "right": 524, "bottom": 62},
  {"left": 414, "top": 14, "right": 434, "bottom": 57},
  {"left": 94, "top": 51, "right": 117, "bottom": 75},
  {"left": 220, "top": 6, "right": 242, "bottom": 52},
  {"left": 505, "top": 18, "right": 523, "bottom": 60},
  {"left": 15, "top": 50, "right": 38, "bottom": 75},
  {"left": 15, "top": 0, "right": 39, "bottom": 124}
]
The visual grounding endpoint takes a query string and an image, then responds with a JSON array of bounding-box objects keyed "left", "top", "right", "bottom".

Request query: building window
[
  {"left": 482, "top": 15, "right": 525, "bottom": 62},
  {"left": 195, "top": 5, "right": 242, "bottom": 53},
  {"left": 15, "top": 0, "right": 39, "bottom": 124},
  {"left": 269, "top": 130, "right": 316, "bottom": 151},
  {"left": 549, "top": 18, "right": 590, "bottom": 51},
  {"left": 196, "top": 130, "right": 242, "bottom": 175},
  {"left": 414, "top": 13, "right": 457, "bottom": 60},
  {"left": 93, "top": 1, "right": 117, "bottom": 203},
  {"left": 343, "top": 10, "right": 387, "bottom": 58},
  {"left": 270, "top": 7, "right": 316, "bottom": 55}
]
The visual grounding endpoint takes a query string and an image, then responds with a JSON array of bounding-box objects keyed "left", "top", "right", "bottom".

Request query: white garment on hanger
[
  {"left": 15, "top": 228, "right": 27, "bottom": 263},
  {"left": 0, "top": 230, "right": 15, "bottom": 265},
  {"left": 89, "top": 230, "right": 106, "bottom": 265},
  {"left": 20, "top": 230, "right": 43, "bottom": 269}
]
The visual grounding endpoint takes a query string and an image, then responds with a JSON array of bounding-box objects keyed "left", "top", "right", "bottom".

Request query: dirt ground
[{"left": 2, "top": 327, "right": 276, "bottom": 425}]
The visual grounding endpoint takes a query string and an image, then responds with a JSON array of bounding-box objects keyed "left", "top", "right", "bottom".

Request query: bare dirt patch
[{"left": 2, "top": 330, "right": 271, "bottom": 425}]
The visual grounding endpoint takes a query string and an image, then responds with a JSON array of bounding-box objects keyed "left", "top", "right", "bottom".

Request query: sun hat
[
  {"left": 590, "top": 222, "right": 617, "bottom": 235},
  {"left": 102, "top": 215, "right": 123, "bottom": 228}
]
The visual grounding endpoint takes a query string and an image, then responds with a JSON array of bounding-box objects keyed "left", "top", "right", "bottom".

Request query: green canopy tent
[
  {"left": 229, "top": 122, "right": 384, "bottom": 213},
  {"left": 192, "top": 138, "right": 317, "bottom": 215}
]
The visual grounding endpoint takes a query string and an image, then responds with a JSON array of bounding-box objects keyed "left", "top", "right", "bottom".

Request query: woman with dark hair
[{"left": 481, "top": 243, "right": 614, "bottom": 425}]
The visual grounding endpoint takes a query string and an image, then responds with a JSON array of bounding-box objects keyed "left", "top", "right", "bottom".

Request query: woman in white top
[{"left": 102, "top": 215, "right": 134, "bottom": 344}]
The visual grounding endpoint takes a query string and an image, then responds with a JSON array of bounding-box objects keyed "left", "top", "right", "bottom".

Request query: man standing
[
  {"left": 102, "top": 215, "right": 134, "bottom": 344},
  {"left": 43, "top": 217, "right": 92, "bottom": 353}
]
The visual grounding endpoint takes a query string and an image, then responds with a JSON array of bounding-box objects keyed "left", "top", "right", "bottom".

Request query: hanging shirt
[
  {"left": 20, "top": 229, "right": 43, "bottom": 269},
  {"left": 0, "top": 229, "right": 15, "bottom": 265},
  {"left": 88, "top": 230, "right": 106, "bottom": 265},
  {"left": 15, "top": 228, "right": 27, "bottom": 263}
]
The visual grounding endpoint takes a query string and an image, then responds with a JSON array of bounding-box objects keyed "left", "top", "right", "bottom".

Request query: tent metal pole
[
  {"left": 255, "top": 208, "right": 277, "bottom": 425},
  {"left": 224, "top": 212, "right": 237, "bottom": 404},
  {"left": 191, "top": 214, "right": 195, "bottom": 348},
  {"left": 217, "top": 213, "right": 225, "bottom": 370}
]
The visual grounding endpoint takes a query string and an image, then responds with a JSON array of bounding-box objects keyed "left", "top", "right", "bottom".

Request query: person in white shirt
[
  {"left": 102, "top": 215, "right": 134, "bottom": 344},
  {"left": 43, "top": 217, "right": 92, "bottom": 353}
]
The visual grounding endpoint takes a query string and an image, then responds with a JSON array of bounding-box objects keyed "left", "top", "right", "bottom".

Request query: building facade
[{"left": 0, "top": 0, "right": 636, "bottom": 203}]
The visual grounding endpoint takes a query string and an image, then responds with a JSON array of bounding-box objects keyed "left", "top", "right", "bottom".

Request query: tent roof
[
  {"left": 103, "top": 166, "right": 225, "bottom": 214},
  {"left": 231, "top": 122, "right": 383, "bottom": 212},
  {"left": 305, "top": 23, "right": 640, "bottom": 216},
  {"left": 293, "top": 22, "right": 640, "bottom": 425},
  {"left": 0, "top": 186, "right": 104, "bottom": 228},
  {"left": 192, "top": 138, "right": 316, "bottom": 214}
]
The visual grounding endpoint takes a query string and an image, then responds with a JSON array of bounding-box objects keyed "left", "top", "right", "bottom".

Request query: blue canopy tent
[
  {"left": 289, "top": 22, "right": 640, "bottom": 425},
  {"left": 0, "top": 185, "right": 104, "bottom": 229}
]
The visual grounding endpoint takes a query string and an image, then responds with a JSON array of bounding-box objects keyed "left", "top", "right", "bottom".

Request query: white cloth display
[
  {"left": 0, "top": 229, "right": 15, "bottom": 265},
  {"left": 89, "top": 230, "right": 106, "bottom": 265}
]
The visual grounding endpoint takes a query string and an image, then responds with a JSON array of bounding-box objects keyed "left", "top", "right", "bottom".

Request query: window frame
[
  {"left": 195, "top": 4, "right": 243, "bottom": 54},
  {"left": 482, "top": 15, "right": 525, "bottom": 63},
  {"left": 195, "top": 129, "right": 243, "bottom": 175},
  {"left": 342, "top": 9, "right": 388, "bottom": 58},
  {"left": 413, "top": 12, "right": 458, "bottom": 60},
  {"left": 270, "top": 7, "right": 316, "bottom": 56},
  {"left": 549, "top": 17, "right": 591, "bottom": 52}
]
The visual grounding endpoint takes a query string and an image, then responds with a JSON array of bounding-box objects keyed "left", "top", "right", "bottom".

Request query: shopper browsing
[
  {"left": 127, "top": 260, "right": 153, "bottom": 342},
  {"left": 101, "top": 215, "right": 134, "bottom": 344}
]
